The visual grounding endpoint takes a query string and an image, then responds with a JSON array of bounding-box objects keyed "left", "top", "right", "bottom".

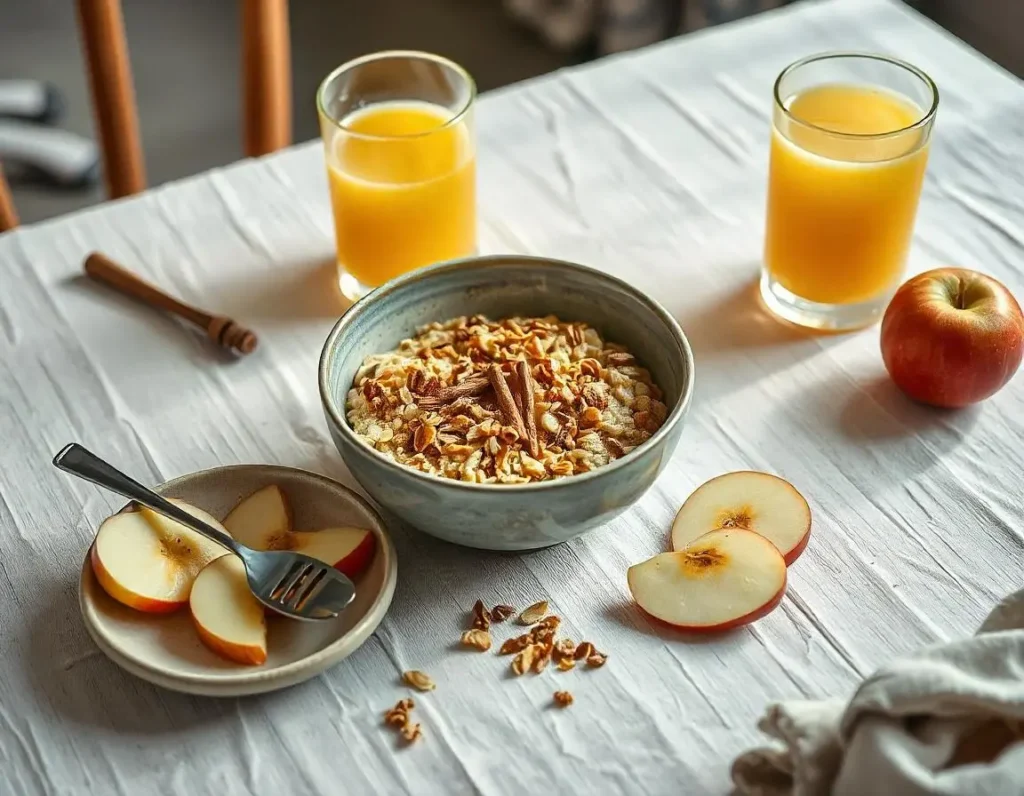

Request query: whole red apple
[{"left": 881, "top": 268, "right": 1024, "bottom": 408}]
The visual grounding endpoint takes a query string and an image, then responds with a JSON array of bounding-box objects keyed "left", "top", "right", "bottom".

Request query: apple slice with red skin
[
  {"left": 288, "top": 528, "right": 376, "bottom": 579},
  {"left": 91, "top": 500, "right": 230, "bottom": 613},
  {"left": 628, "top": 529, "right": 787, "bottom": 632},
  {"left": 190, "top": 555, "right": 267, "bottom": 665},
  {"left": 671, "top": 471, "right": 811, "bottom": 565},
  {"left": 225, "top": 485, "right": 375, "bottom": 579}
]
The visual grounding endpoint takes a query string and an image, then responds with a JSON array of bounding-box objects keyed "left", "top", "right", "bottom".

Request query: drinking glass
[
  {"left": 762, "top": 53, "right": 938, "bottom": 330},
  {"left": 317, "top": 51, "right": 477, "bottom": 301}
]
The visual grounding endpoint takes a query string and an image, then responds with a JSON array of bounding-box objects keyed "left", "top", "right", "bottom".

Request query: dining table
[{"left": 2, "top": 0, "right": 1023, "bottom": 792}]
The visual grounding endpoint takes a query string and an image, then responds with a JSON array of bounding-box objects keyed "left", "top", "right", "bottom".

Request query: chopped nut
[
  {"left": 540, "top": 412, "right": 560, "bottom": 434},
  {"left": 535, "top": 615, "right": 561, "bottom": 632},
  {"left": 402, "top": 671, "right": 436, "bottom": 692},
  {"left": 579, "top": 406, "right": 602, "bottom": 428},
  {"left": 519, "top": 454, "right": 546, "bottom": 479},
  {"left": 606, "top": 352, "right": 635, "bottom": 366},
  {"left": 549, "top": 460, "right": 574, "bottom": 476},
  {"left": 384, "top": 698, "right": 415, "bottom": 726},
  {"left": 574, "top": 641, "right": 595, "bottom": 661},
  {"left": 413, "top": 423, "right": 436, "bottom": 452},
  {"left": 553, "top": 690, "right": 574, "bottom": 707},
  {"left": 460, "top": 629, "right": 492, "bottom": 651},
  {"left": 491, "top": 604, "right": 515, "bottom": 622},
  {"left": 499, "top": 634, "right": 532, "bottom": 655},
  {"left": 532, "top": 644, "right": 552, "bottom": 673},
  {"left": 530, "top": 625, "right": 556, "bottom": 645},
  {"left": 586, "top": 652, "right": 608, "bottom": 668},
  {"left": 441, "top": 443, "right": 474, "bottom": 459},
  {"left": 605, "top": 438, "right": 626, "bottom": 459},
  {"left": 554, "top": 638, "right": 576, "bottom": 659},
  {"left": 511, "top": 645, "right": 536, "bottom": 675},
  {"left": 401, "top": 722, "right": 423, "bottom": 743},
  {"left": 556, "top": 657, "right": 577, "bottom": 672},
  {"left": 471, "top": 599, "right": 491, "bottom": 631},
  {"left": 517, "top": 600, "right": 549, "bottom": 625}
]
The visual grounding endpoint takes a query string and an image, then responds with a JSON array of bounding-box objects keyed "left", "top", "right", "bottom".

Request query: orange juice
[
  {"left": 764, "top": 84, "right": 930, "bottom": 305},
  {"left": 326, "top": 101, "right": 476, "bottom": 288}
]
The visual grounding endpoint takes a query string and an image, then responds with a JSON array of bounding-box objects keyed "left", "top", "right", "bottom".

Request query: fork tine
[
  {"left": 274, "top": 561, "right": 312, "bottom": 603},
  {"left": 292, "top": 567, "right": 330, "bottom": 612},
  {"left": 267, "top": 559, "right": 302, "bottom": 600}
]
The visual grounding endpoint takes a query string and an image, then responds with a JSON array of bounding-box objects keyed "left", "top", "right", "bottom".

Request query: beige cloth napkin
[{"left": 732, "top": 589, "right": 1024, "bottom": 796}]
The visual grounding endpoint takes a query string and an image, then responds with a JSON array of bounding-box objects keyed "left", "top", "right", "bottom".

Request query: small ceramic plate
[{"left": 79, "top": 465, "right": 397, "bottom": 696}]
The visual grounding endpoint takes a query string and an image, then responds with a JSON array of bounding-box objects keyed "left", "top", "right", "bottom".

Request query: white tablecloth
[{"left": 2, "top": 0, "right": 1023, "bottom": 793}]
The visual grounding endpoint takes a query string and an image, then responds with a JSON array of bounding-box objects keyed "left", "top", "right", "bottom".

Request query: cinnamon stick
[
  {"left": 486, "top": 364, "right": 527, "bottom": 440},
  {"left": 417, "top": 374, "right": 490, "bottom": 410},
  {"left": 515, "top": 360, "right": 540, "bottom": 458}
]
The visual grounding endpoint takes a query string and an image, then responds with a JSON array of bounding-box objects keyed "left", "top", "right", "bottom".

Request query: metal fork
[{"left": 53, "top": 443, "right": 356, "bottom": 621}]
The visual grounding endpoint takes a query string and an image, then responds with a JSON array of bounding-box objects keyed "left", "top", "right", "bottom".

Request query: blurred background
[{"left": 1, "top": 0, "right": 1020, "bottom": 226}]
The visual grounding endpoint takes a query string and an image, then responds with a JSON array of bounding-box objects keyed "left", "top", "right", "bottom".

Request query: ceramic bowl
[
  {"left": 79, "top": 465, "right": 397, "bottom": 696},
  {"left": 319, "top": 254, "right": 694, "bottom": 550}
]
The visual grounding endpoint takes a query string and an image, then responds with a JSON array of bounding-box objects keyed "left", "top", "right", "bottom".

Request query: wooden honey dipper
[{"left": 84, "top": 252, "right": 258, "bottom": 355}]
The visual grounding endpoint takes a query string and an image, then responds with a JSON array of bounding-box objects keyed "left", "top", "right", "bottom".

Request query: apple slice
[
  {"left": 291, "top": 527, "right": 375, "bottom": 579},
  {"left": 190, "top": 555, "right": 267, "bottom": 665},
  {"left": 671, "top": 471, "right": 811, "bottom": 565},
  {"left": 225, "top": 486, "right": 375, "bottom": 579},
  {"left": 628, "top": 529, "right": 787, "bottom": 632},
  {"left": 223, "top": 484, "right": 291, "bottom": 548},
  {"left": 91, "top": 500, "right": 230, "bottom": 613}
]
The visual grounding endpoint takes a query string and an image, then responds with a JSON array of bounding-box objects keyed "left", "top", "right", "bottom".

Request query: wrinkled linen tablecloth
[
  {"left": 733, "top": 589, "right": 1024, "bottom": 795},
  {"left": 2, "top": 0, "right": 1023, "bottom": 793}
]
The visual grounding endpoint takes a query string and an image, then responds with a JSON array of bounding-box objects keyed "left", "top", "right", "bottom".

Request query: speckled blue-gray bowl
[{"left": 318, "top": 255, "right": 694, "bottom": 551}]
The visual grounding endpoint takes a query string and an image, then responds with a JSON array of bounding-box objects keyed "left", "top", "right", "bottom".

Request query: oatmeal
[{"left": 345, "top": 315, "right": 667, "bottom": 484}]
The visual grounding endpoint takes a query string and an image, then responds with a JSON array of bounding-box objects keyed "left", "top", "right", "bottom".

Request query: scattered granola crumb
[
  {"left": 402, "top": 670, "right": 436, "bottom": 692},
  {"left": 553, "top": 691, "right": 574, "bottom": 708},
  {"left": 556, "top": 657, "right": 576, "bottom": 672},
  {"left": 517, "top": 600, "right": 549, "bottom": 625},
  {"left": 511, "top": 645, "right": 536, "bottom": 676},
  {"left": 535, "top": 615, "right": 561, "bottom": 632},
  {"left": 460, "top": 629, "right": 492, "bottom": 651},
  {"left": 499, "top": 634, "right": 532, "bottom": 655},
  {"left": 385, "top": 699, "right": 424, "bottom": 744},
  {"left": 574, "top": 641, "right": 595, "bottom": 661},
  {"left": 384, "top": 700, "right": 413, "bottom": 727},
  {"left": 532, "top": 644, "right": 552, "bottom": 674},
  {"left": 471, "top": 599, "right": 491, "bottom": 630},
  {"left": 553, "top": 638, "right": 576, "bottom": 662},
  {"left": 491, "top": 604, "right": 515, "bottom": 622}
]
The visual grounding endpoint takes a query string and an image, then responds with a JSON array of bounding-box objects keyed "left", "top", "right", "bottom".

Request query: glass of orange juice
[
  {"left": 762, "top": 53, "right": 938, "bottom": 330},
  {"left": 317, "top": 51, "right": 477, "bottom": 301}
]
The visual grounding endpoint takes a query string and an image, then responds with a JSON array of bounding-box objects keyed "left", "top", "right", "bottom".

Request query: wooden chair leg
[
  {"left": 0, "top": 165, "right": 18, "bottom": 232},
  {"left": 77, "top": 0, "right": 146, "bottom": 198},
  {"left": 242, "top": 0, "right": 292, "bottom": 157}
]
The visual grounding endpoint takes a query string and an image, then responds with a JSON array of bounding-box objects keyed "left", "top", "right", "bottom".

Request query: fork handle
[{"left": 53, "top": 443, "right": 239, "bottom": 554}]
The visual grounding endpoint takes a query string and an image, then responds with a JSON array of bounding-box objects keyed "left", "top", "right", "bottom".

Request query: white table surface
[{"left": 3, "top": 0, "right": 1024, "bottom": 792}]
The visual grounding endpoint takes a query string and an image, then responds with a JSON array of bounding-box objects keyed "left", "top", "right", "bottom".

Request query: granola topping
[{"left": 345, "top": 315, "right": 667, "bottom": 483}]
